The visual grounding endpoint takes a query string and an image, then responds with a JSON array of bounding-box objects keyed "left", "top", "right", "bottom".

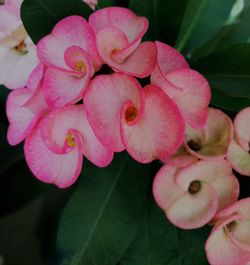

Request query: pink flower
[
  {"left": 84, "top": 73, "right": 185, "bottom": 163},
  {"left": 206, "top": 198, "right": 250, "bottom": 265},
  {"left": 151, "top": 41, "right": 211, "bottom": 128},
  {"left": 24, "top": 105, "right": 114, "bottom": 188},
  {"left": 0, "top": 0, "right": 38, "bottom": 89},
  {"left": 153, "top": 160, "right": 239, "bottom": 229},
  {"left": 227, "top": 107, "right": 250, "bottom": 176},
  {"left": 89, "top": 7, "right": 156, "bottom": 78},
  {"left": 165, "top": 144, "right": 198, "bottom": 167},
  {"left": 185, "top": 108, "right": 233, "bottom": 160},
  {"left": 37, "top": 16, "right": 102, "bottom": 108},
  {"left": 6, "top": 64, "right": 49, "bottom": 145}
]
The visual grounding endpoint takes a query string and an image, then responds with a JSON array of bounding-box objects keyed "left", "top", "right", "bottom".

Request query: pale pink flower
[
  {"left": 37, "top": 16, "right": 102, "bottom": 108},
  {"left": 89, "top": 7, "right": 156, "bottom": 78},
  {"left": 24, "top": 105, "right": 114, "bottom": 188},
  {"left": 227, "top": 107, "right": 250, "bottom": 176},
  {"left": 84, "top": 73, "right": 185, "bottom": 163},
  {"left": 151, "top": 41, "right": 211, "bottom": 128},
  {"left": 185, "top": 108, "right": 233, "bottom": 160},
  {"left": 153, "top": 160, "right": 239, "bottom": 229},
  {"left": 0, "top": 0, "right": 38, "bottom": 89},
  {"left": 206, "top": 198, "right": 250, "bottom": 265},
  {"left": 83, "top": 0, "right": 97, "bottom": 10}
]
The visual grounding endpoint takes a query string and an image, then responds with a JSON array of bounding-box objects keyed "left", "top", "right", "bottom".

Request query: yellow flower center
[
  {"left": 14, "top": 41, "right": 28, "bottom": 54},
  {"left": 125, "top": 106, "right": 138, "bottom": 122},
  {"left": 66, "top": 132, "right": 77, "bottom": 147},
  {"left": 75, "top": 61, "right": 86, "bottom": 74}
]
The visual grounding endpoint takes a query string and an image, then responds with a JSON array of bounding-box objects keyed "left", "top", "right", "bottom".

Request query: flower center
[
  {"left": 75, "top": 61, "right": 86, "bottom": 74},
  {"left": 188, "top": 180, "right": 201, "bottom": 195},
  {"left": 125, "top": 106, "right": 138, "bottom": 122},
  {"left": 187, "top": 140, "right": 201, "bottom": 151},
  {"left": 226, "top": 221, "right": 237, "bottom": 233},
  {"left": 66, "top": 132, "right": 77, "bottom": 147},
  {"left": 14, "top": 41, "right": 28, "bottom": 54}
]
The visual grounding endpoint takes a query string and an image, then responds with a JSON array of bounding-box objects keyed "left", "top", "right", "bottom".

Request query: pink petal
[
  {"left": 0, "top": 5, "right": 20, "bottom": 34},
  {"left": 5, "top": 0, "right": 22, "bottom": 16},
  {"left": 165, "top": 145, "right": 198, "bottom": 167},
  {"left": 37, "top": 16, "right": 102, "bottom": 71},
  {"left": 40, "top": 105, "right": 113, "bottom": 167},
  {"left": 154, "top": 160, "right": 239, "bottom": 229},
  {"left": 6, "top": 87, "right": 48, "bottom": 145},
  {"left": 165, "top": 69, "right": 211, "bottom": 128},
  {"left": 227, "top": 139, "right": 250, "bottom": 176},
  {"left": 121, "top": 84, "right": 185, "bottom": 163},
  {"left": 167, "top": 183, "right": 218, "bottom": 229},
  {"left": 89, "top": 7, "right": 148, "bottom": 44},
  {"left": 84, "top": 73, "right": 144, "bottom": 152},
  {"left": 43, "top": 55, "right": 93, "bottom": 108},
  {"left": 206, "top": 215, "right": 250, "bottom": 265},
  {"left": 185, "top": 108, "right": 233, "bottom": 160},
  {"left": 95, "top": 26, "right": 156, "bottom": 77},
  {"left": 153, "top": 164, "right": 218, "bottom": 229},
  {"left": 154, "top": 41, "right": 189, "bottom": 74},
  {"left": 176, "top": 160, "right": 239, "bottom": 212},
  {"left": 234, "top": 107, "right": 250, "bottom": 152},
  {"left": 24, "top": 122, "right": 83, "bottom": 189},
  {"left": 26, "top": 63, "right": 45, "bottom": 93},
  {"left": 214, "top": 198, "right": 250, "bottom": 223}
]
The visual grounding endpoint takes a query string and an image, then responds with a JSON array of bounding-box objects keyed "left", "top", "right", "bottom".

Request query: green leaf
[
  {"left": 192, "top": 5, "right": 250, "bottom": 60},
  {"left": 120, "top": 195, "right": 210, "bottom": 265},
  {"left": 129, "top": 0, "right": 188, "bottom": 45},
  {"left": 57, "top": 152, "right": 155, "bottom": 265},
  {"left": 175, "top": 0, "right": 235, "bottom": 53},
  {"left": 192, "top": 44, "right": 250, "bottom": 112},
  {"left": 21, "top": 0, "right": 92, "bottom": 44},
  {"left": 0, "top": 85, "right": 9, "bottom": 106},
  {"left": 97, "top": 0, "right": 115, "bottom": 8},
  {"left": 0, "top": 123, "right": 23, "bottom": 174}
]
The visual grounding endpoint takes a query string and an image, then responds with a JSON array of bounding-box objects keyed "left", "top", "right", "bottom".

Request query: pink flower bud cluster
[{"left": 2, "top": 4, "right": 250, "bottom": 265}]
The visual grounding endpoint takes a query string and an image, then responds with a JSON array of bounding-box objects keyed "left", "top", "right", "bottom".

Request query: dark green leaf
[
  {"left": 129, "top": 0, "right": 188, "bottom": 45},
  {"left": 120, "top": 195, "right": 210, "bottom": 265},
  {"left": 97, "top": 0, "right": 115, "bottom": 8},
  {"left": 175, "top": 0, "right": 235, "bottom": 53},
  {"left": 0, "top": 85, "right": 9, "bottom": 106},
  {"left": 21, "top": 0, "right": 92, "bottom": 44},
  {"left": 192, "top": 6, "right": 250, "bottom": 60},
  {"left": 192, "top": 44, "right": 250, "bottom": 111},
  {"left": 57, "top": 152, "right": 155, "bottom": 265},
  {"left": 0, "top": 123, "right": 23, "bottom": 174}
]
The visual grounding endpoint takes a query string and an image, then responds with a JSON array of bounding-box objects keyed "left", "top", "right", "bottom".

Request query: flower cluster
[
  {"left": 153, "top": 106, "right": 250, "bottom": 265},
  {"left": 1, "top": 2, "right": 250, "bottom": 265}
]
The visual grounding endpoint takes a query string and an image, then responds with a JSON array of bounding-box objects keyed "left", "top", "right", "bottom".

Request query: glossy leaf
[
  {"left": 21, "top": 0, "right": 92, "bottom": 44},
  {"left": 129, "top": 0, "right": 188, "bottom": 45},
  {"left": 120, "top": 195, "right": 210, "bottom": 265},
  {"left": 57, "top": 152, "right": 155, "bottom": 265},
  {"left": 175, "top": 0, "right": 235, "bottom": 53},
  {"left": 193, "top": 44, "right": 250, "bottom": 112},
  {"left": 192, "top": 5, "right": 250, "bottom": 60}
]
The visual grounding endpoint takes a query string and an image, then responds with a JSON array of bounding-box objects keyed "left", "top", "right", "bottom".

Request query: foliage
[{"left": 1, "top": 0, "right": 250, "bottom": 264}]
